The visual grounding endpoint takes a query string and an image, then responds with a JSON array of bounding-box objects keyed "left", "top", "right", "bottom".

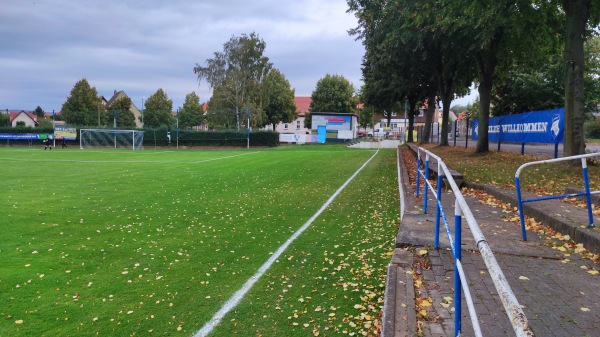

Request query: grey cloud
[{"left": 1, "top": 0, "right": 364, "bottom": 111}]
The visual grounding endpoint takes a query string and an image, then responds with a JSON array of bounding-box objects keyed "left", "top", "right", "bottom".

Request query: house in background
[
  {"left": 10, "top": 111, "right": 38, "bottom": 127},
  {"left": 269, "top": 96, "right": 311, "bottom": 134},
  {"left": 103, "top": 90, "right": 143, "bottom": 128}
]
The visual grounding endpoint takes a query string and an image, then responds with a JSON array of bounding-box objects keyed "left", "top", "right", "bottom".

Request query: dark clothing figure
[
  {"left": 44, "top": 138, "right": 52, "bottom": 150},
  {"left": 61, "top": 138, "right": 67, "bottom": 149}
]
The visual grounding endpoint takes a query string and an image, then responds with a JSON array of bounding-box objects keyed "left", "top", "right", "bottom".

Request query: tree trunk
[
  {"left": 421, "top": 91, "right": 436, "bottom": 144},
  {"left": 440, "top": 89, "right": 453, "bottom": 146},
  {"left": 474, "top": 46, "right": 499, "bottom": 153},
  {"left": 563, "top": 0, "right": 590, "bottom": 157},
  {"left": 408, "top": 100, "right": 416, "bottom": 143}
]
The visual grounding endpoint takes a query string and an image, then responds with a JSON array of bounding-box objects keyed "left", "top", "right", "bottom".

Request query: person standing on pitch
[
  {"left": 61, "top": 138, "right": 67, "bottom": 149},
  {"left": 44, "top": 137, "right": 52, "bottom": 150}
]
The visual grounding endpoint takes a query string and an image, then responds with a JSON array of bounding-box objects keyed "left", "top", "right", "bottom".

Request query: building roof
[
  {"left": 10, "top": 111, "right": 38, "bottom": 123},
  {"left": 294, "top": 96, "right": 311, "bottom": 116},
  {"left": 106, "top": 90, "right": 125, "bottom": 107}
]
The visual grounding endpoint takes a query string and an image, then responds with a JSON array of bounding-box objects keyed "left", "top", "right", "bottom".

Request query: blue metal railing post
[
  {"left": 454, "top": 199, "right": 462, "bottom": 337},
  {"left": 515, "top": 176, "right": 528, "bottom": 241},
  {"left": 434, "top": 162, "right": 443, "bottom": 249},
  {"left": 582, "top": 158, "right": 595, "bottom": 228},
  {"left": 521, "top": 142, "right": 525, "bottom": 155},
  {"left": 416, "top": 151, "right": 421, "bottom": 197},
  {"left": 424, "top": 154, "right": 429, "bottom": 214}
]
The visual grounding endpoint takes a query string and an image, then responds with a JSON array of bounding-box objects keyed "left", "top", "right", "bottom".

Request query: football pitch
[{"left": 0, "top": 145, "right": 400, "bottom": 336}]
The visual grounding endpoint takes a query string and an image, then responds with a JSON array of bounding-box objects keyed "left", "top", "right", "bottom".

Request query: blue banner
[
  {"left": 0, "top": 133, "right": 43, "bottom": 140},
  {"left": 472, "top": 108, "right": 564, "bottom": 144}
]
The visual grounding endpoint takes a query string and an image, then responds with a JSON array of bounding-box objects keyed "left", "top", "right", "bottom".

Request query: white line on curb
[{"left": 193, "top": 150, "right": 379, "bottom": 337}]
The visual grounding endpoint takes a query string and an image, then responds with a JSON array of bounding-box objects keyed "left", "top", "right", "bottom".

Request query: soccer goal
[{"left": 80, "top": 129, "right": 144, "bottom": 150}]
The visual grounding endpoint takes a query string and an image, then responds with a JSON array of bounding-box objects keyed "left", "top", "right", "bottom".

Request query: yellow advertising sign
[{"left": 54, "top": 126, "right": 77, "bottom": 140}]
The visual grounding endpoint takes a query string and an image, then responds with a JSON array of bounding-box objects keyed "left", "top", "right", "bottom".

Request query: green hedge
[
  {"left": 144, "top": 128, "right": 279, "bottom": 147},
  {"left": 0, "top": 126, "right": 54, "bottom": 134},
  {"left": 1, "top": 127, "right": 279, "bottom": 148}
]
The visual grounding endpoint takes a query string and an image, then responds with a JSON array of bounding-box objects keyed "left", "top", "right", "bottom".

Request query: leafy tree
[
  {"left": 178, "top": 92, "right": 203, "bottom": 129},
  {"left": 436, "top": 0, "right": 560, "bottom": 152},
  {"left": 304, "top": 112, "right": 311, "bottom": 129},
  {"left": 61, "top": 78, "right": 105, "bottom": 126},
  {"left": 348, "top": 0, "right": 439, "bottom": 142},
  {"left": 309, "top": 74, "right": 356, "bottom": 113},
  {"left": 491, "top": 53, "right": 564, "bottom": 116},
  {"left": 205, "top": 84, "right": 238, "bottom": 129},
  {"left": 194, "top": 32, "right": 272, "bottom": 129},
  {"left": 0, "top": 113, "right": 9, "bottom": 127},
  {"left": 358, "top": 105, "right": 374, "bottom": 131},
  {"left": 108, "top": 96, "right": 136, "bottom": 127},
  {"left": 34, "top": 106, "right": 44, "bottom": 118},
  {"left": 144, "top": 89, "right": 174, "bottom": 128},
  {"left": 492, "top": 34, "right": 600, "bottom": 118},
  {"left": 37, "top": 117, "right": 53, "bottom": 128},
  {"left": 261, "top": 68, "right": 297, "bottom": 130}
]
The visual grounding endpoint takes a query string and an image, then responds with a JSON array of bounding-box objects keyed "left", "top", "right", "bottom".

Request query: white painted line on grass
[{"left": 193, "top": 150, "right": 379, "bottom": 337}]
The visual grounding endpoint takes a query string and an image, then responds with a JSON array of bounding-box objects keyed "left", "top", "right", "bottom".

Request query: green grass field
[{"left": 0, "top": 145, "right": 400, "bottom": 336}]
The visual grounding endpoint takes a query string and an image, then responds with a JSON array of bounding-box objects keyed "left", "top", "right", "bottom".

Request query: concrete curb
[{"left": 381, "top": 249, "right": 417, "bottom": 337}]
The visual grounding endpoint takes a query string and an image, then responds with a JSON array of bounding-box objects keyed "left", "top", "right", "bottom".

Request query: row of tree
[
  {"left": 55, "top": 32, "right": 360, "bottom": 131},
  {"left": 58, "top": 79, "right": 196, "bottom": 129},
  {"left": 347, "top": 0, "right": 600, "bottom": 155}
]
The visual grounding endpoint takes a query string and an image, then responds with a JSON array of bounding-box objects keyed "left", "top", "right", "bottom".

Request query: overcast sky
[{"left": 1, "top": 0, "right": 371, "bottom": 112}]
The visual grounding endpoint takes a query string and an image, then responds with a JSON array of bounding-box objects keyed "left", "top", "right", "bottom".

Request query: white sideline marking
[{"left": 193, "top": 150, "right": 379, "bottom": 337}]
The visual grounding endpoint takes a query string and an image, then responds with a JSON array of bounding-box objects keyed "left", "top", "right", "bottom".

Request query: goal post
[{"left": 80, "top": 129, "right": 144, "bottom": 150}]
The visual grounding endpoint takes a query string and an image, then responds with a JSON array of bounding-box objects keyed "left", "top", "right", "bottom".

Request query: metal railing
[
  {"left": 515, "top": 153, "right": 599, "bottom": 240},
  {"left": 415, "top": 147, "right": 535, "bottom": 337}
]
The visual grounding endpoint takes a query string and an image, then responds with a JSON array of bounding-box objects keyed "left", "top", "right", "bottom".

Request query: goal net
[{"left": 80, "top": 129, "right": 144, "bottom": 150}]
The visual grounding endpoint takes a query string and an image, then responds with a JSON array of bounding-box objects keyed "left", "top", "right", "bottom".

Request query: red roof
[
  {"left": 10, "top": 111, "right": 38, "bottom": 122},
  {"left": 294, "top": 96, "right": 311, "bottom": 116}
]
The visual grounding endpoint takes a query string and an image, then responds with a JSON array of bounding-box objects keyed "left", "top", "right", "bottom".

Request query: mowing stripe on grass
[
  {"left": 193, "top": 150, "right": 380, "bottom": 337},
  {"left": 0, "top": 151, "right": 259, "bottom": 164}
]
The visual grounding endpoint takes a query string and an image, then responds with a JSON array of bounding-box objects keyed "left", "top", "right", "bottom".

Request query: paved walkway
[{"left": 383, "top": 147, "right": 600, "bottom": 337}]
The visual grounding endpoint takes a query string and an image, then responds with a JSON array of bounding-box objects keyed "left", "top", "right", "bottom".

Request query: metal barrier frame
[
  {"left": 515, "top": 152, "right": 599, "bottom": 241},
  {"left": 415, "top": 147, "right": 535, "bottom": 337}
]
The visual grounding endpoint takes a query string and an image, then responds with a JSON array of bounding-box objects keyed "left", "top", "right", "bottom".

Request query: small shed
[{"left": 310, "top": 112, "right": 358, "bottom": 141}]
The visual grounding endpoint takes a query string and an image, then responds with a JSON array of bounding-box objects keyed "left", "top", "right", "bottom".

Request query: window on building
[
  {"left": 391, "top": 112, "right": 397, "bottom": 117},
  {"left": 284, "top": 123, "right": 288, "bottom": 129},
  {"left": 391, "top": 123, "right": 397, "bottom": 128},
  {"left": 296, "top": 121, "right": 300, "bottom": 129}
]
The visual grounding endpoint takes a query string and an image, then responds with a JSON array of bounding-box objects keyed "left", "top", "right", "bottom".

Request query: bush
[{"left": 585, "top": 118, "right": 600, "bottom": 139}]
